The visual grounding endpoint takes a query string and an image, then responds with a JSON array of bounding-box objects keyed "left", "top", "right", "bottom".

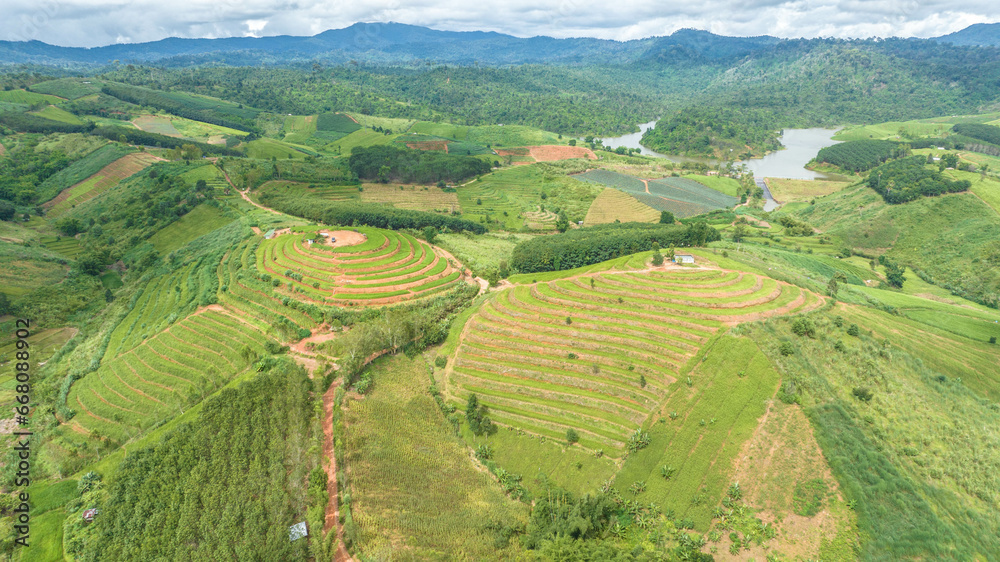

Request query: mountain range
[{"left": 0, "top": 21, "right": 997, "bottom": 68}]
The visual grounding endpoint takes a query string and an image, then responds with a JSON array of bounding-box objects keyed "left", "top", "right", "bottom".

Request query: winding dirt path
[{"left": 323, "top": 381, "right": 354, "bottom": 562}]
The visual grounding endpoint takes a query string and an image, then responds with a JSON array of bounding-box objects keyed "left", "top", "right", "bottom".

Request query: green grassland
[
  {"left": 455, "top": 164, "right": 601, "bottom": 229},
  {"left": 765, "top": 177, "right": 852, "bottom": 202},
  {"left": 749, "top": 307, "right": 1000, "bottom": 560},
  {"left": 327, "top": 128, "right": 401, "bottom": 155},
  {"left": 0, "top": 241, "right": 69, "bottom": 296},
  {"left": 833, "top": 112, "right": 1000, "bottom": 142},
  {"left": 246, "top": 137, "right": 310, "bottom": 159},
  {"left": 33, "top": 133, "right": 107, "bottom": 158},
  {"left": 36, "top": 142, "right": 132, "bottom": 204},
  {"left": 343, "top": 354, "right": 528, "bottom": 559},
  {"left": 614, "top": 335, "right": 781, "bottom": 530},
  {"left": 683, "top": 173, "right": 741, "bottom": 197},
  {"left": 31, "top": 105, "right": 85, "bottom": 125},
  {"left": 0, "top": 89, "right": 64, "bottom": 105},
  {"left": 794, "top": 182, "right": 1000, "bottom": 307},
  {"left": 147, "top": 203, "right": 235, "bottom": 253},
  {"left": 39, "top": 236, "right": 83, "bottom": 259},
  {"left": 29, "top": 78, "right": 104, "bottom": 99},
  {"left": 467, "top": 124, "right": 563, "bottom": 147},
  {"left": 346, "top": 113, "right": 416, "bottom": 133},
  {"left": 281, "top": 114, "right": 318, "bottom": 144},
  {"left": 436, "top": 231, "right": 535, "bottom": 276},
  {"left": 574, "top": 169, "right": 739, "bottom": 218}
]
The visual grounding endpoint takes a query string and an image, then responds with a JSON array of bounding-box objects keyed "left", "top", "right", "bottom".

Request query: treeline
[
  {"left": 816, "top": 139, "right": 905, "bottom": 172},
  {"left": 258, "top": 188, "right": 487, "bottom": 234},
  {"left": 510, "top": 222, "right": 720, "bottom": 273},
  {"left": 101, "top": 83, "right": 257, "bottom": 132},
  {"left": 348, "top": 145, "right": 492, "bottom": 184},
  {"left": 0, "top": 111, "right": 92, "bottom": 134},
  {"left": 952, "top": 123, "right": 1000, "bottom": 146},
  {"left": 90, "top": 125, "right": 241, "bottom": 156},
  {"left": 641, "top": 106, "right": 782, "bottom": 158},
  {"left": 66, "top": 364, "right": 321, "bottom": 561},
  {"left": 865, "top": 156, "right": 971, "bottom": 204}
]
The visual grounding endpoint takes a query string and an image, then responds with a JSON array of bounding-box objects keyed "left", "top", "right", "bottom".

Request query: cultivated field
[
  {"left": 0, "top": 89, "right": 64, "bottom": 105},
  {"left": 446, "top": 266, "right": 822, "bottom": 454},
  {"left": 147, "top": 204, "right": 234, "bottom": 253},
  {"left": 132, "top": 115, "right": 181, "bottom": 137},
  {"left": 359, "top": 184, "right": 459, "bottom": 212},
  {"left": 44, "top": 152, "right": 161, "bottom": 217},
  {"left": 67, "top": 307, "right": 268, "bottom": 442},
  {"left": 583, "top": 188, "right": 661, "bottom": 225},
  {"left": 256, "top": 226, "right": 466, "bottom": 305},
  {"left": 765, "top": 178, "right": 851, "bottom": 202},
  {"left": 574, "top": 169, "right": 739, "bottom": 218}
]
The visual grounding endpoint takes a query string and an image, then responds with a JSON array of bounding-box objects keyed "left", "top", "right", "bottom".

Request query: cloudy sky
[{"left": 1, "top": 0, "right": 997, "bottom": 48}]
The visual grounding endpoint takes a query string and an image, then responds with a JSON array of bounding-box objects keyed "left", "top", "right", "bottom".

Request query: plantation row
[
  {"left": 448, "top": 268, "right": 822, "bottom": 454},
  {"left": 574, "top": 170, "right": 737, "bottom": 218},
  {"left": 256, "top": 226, "right": 465, "bottom": 305},
  {"left": 815, "top": 139, "right": 903, "bottom": 172},
  {"left": 67, "top": 308, "right": 269, "bottom": 442}
]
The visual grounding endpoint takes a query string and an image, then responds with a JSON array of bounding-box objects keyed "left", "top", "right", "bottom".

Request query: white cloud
[{"left": 0, "top": 0, "right": 996, "bottom": 47}]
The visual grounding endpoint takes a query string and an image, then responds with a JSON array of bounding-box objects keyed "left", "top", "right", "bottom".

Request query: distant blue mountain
[
  {"left": 0, "top": 22, "right": 997, "bottom": 68},
  {"left": 932, "top": 22, "right": 1000, "bottom": 47}
]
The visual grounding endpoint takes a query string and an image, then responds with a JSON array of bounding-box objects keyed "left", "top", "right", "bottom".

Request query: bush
[
  {"left": 852, "top": 387, "right": 874, "bottom": 402},
  {"left": 847, "top": 324, "right": 860, "bottom": 337},
  {"left": 435, "top": 356, "right": 447, "bottom": 368},
  {"left": 566, "top": 428, "right": 579, "bottom": 445},
  {"left": 990, "top": 336, "right": 997, "bottom": 344},
  {"left": 779, "top": 341, "right": 795, "bottom": 356},
  {"left": 791, "top": 317, "right": 816, "bottom": 338}
]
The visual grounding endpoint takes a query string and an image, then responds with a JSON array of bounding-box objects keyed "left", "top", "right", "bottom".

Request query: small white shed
[{"left": 674, "top": 252, "right": 695, "bottom": 264}]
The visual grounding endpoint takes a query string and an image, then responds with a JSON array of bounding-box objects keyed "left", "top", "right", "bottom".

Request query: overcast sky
[{"left": 1, "top": 0, "right": 997, "bottom": 48}]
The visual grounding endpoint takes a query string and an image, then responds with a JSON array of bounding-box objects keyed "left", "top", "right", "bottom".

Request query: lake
[{"left": 596, "top": 123, "right": 842, "bottom": 181}]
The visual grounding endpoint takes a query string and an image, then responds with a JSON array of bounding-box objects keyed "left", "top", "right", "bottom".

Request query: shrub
[
  {"left": 791, "top": 317, "right": 816, "bottom": 338},
  {"left": 852, "top": 387, "right": 874, "bottom": 402},
  {"left": 847, "top": 324, "right": 860, "bottom": 337},
  {"left": 566, "top": 428, "right": 579, "bottom": 445},
  {"left": 779, "top": 342, "right": 795, "bottom": 356},
  {"left": 990, "top": 336, "right": 997, "bottom": 344},
  {"left": 434, "top": 356, "right": 447, "bottom": 368}
]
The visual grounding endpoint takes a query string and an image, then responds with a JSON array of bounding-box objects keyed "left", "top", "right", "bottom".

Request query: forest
[
  {"left": 815, "top": 139, "right": 906, "bottom": 172},
  {"left": 347, "top": 145, "right": 492, "bottom": 184},
  {"left": 865, "top": 156, "right": 972, "bottom": 203},
  {"left": 640, "top": 107, "right": 782, "bottom": 158}
]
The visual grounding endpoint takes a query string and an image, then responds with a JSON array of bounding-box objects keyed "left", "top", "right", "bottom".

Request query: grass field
[
  {"left": 751, "top": 307, "right": 1000, "bottom": 559},
  {"left": 683, "top": 174, "right": 741, "bottom": 197},
  {"left": 446, "top": 266, "right": 822, "bottom": 455},
  {"left": 245, "top": 138, "right": 309, "bottom": 159},
  {"left": 833, "top": 113, "right": 1000, "bottom": 142},
  {"left": 31, "top": 105, "right": 85, "bottom": 125},
  {"left": 257, "top": 226, "right": 465, "bottom": 305},
  {"left": 29, "top": 78, "right": 103, "bottom": 99},
  {"left": 0, "top": 89, "right": 64, "bottom": 105},
  {"left": 583, "top": 188, "right": 661, "bottom": 226},
  {"left": 466, "top": 124, "right": 563, "bottom": 147},
  {"left": 0, "top": 242, "right": 69, "bottom": 296},
  {"left": 281, "top": 114, "right": 317, "bottom": 144},
  {"left": 455, "top": 165, "right": 601, "bottom": 229},
  {"left": 346, "top": 113, "right": 415, "bottom": 133},
  {"left": 765, "top": 178, "right": 852, "bottom": 202},
  {"left": 435, "top": 231, "right": 534, "bottom": 276},
  {"left": 360, "top": 183, "right": 459, "bottom": 212},
  {"left": 33, "top": 133, "right": 107, "bottom": 159},
  {"left": 45, "top": 152, "right": 160, "bottom": 217},
  {"left": 132, "top": 115, "right": 181, "bottom": 137},
  {"left": 147, "top": 204, "right": 235, "bottom": 253},
  {"left": 100, "top": 271, "right": 123, "bottom": 290},
  {"left": 326, "top": 128, "right": 400, "bottom": 155},
  {"left": 343, "top": 354, "right": 528, "bottom": 559},
  {"left": 36, "top": 142, "right": 131, "bottom": 204},
  {"left": 614, "top": 335, "right": 781, "bottom": 530}
]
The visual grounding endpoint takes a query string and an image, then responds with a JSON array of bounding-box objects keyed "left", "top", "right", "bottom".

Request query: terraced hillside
[
  {"left": 67, "top": 308, "right": 268, "bottom": 442},
  {"left": 256, "top": 226, "right": 466, "bottom": 305},
  {"left": 447, "top": 267, "right": 822, "bottom": 455},
  {"left": 44, "top": 152, "right": 161, "bottom": 217}
]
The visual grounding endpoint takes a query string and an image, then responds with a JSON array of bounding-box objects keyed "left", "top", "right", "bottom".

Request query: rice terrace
[{"left": 2, "top": 12, "right": 1000, "bottom": 562}]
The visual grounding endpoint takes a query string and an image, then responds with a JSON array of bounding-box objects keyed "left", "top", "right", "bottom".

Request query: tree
[
  {"left": 651, "top": 241, "right": 664, "bottom": 266},
  {"left": 0, "top": 200, "right": 14, "bottom": 221},
  {"left": 566, "top": 428, "right": 579, "bottom": 445},
  {"left": 555, "top": 212, "right": 570, "bottom": 233},
  {"left": 731, "top": 223, "right": 749, "bottom": 242},
  {"left": 105, "top": 288, "right": 115, "bottom": 302},
  {"left": 639, "top": 375, "right": 647, "bottom": 388},
  {"left": 568, "top": 139, "right": 577, "bottom": 146},
  {"left": 422, "top": 226, "right": 438, "bottom": 244},
  {"left": 659, "top": 211, "right": 675, "bottom": 224}
]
